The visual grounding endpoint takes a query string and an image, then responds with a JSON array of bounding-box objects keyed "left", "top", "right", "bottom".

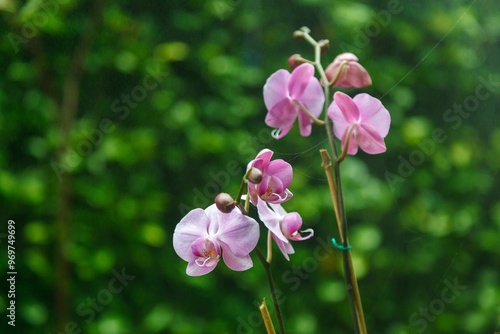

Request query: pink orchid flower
[
  {"left": 173, "top": 204, "right": 260, "bottom": 276},
  {"left": 324, "top": 53, "right": 372, "bottom": 88},
  {"left": 247, "top": 149, "right": 293, "bottom": 205},
  {"left": 327, "top": 91, "right": 391, "bottom": 155},
  {"left": 263, "top": 63, "right": 325, "bottom": 139},
  {"left": 256, "top": 200, "right": 313, "bottom": 261}
]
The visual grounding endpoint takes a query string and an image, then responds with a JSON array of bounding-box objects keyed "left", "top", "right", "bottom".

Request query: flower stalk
[
  {"left": 300, "top": 28, "right": 368, "bottom": 334},
  {"left": 255, "top": 248, "right": 286, "bottom": 334}
]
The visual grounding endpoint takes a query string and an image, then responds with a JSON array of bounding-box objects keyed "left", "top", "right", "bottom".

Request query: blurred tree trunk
[
  {"left": 54, "top": 1, "right": 105, "bottom": 330},
  {"left": 18, "top": 0, "right": 106, "bottom": 330}
]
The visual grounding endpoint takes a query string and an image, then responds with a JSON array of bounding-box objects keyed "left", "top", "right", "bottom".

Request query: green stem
[
  {"left": 255, "top": 247, "right": 286, "bottom": 334},
  {"left": 300, "top": 27, "right": 367, "bottom": 334}
]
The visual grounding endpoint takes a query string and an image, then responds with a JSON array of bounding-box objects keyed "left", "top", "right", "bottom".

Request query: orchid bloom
[
  {"left": 327, "top": 91, "right": 391, "bottom": 155},
  {"left": 173, "top": 204, "right": 260, "bottom": 276},
  {"left": 324, "top": 53, "right": 372, "bottom": 88},
  {"left": 257, "top": 200, "right": 313, "bottom": 261},
  {"left": 247, "top": 149, "right": 293, "bottom": 205},
  {"left": 263, "top": 63, "right": 325, "bottom": 139}
]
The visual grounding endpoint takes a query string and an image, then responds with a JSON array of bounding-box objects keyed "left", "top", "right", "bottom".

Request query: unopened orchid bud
[
  {"left": 246, "top": 167, "right": 263, "bottom": 184},
  {"left": 299, "top": 26, "right": 311, "bottom": 34},
  {"left": 288, "top": 54, "right": 302, "bottom": 70},
  {"left": 324, "top": 53, "right": 372, "bottom": 88},
  {"left": 293, "top": 30, "right": 304, "bottom": 40},
  {"left": 318, "top": 39, "right": 330, "bottom": 54},
  {"left": 215, "top": 193, "right": 235, "bottom": 213}
]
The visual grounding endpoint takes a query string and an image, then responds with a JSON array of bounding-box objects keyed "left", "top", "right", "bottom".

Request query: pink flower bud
[
  {"left": 287, "top": 54, "right": 302, "bottom": 70},
  {"left": 324, "top": 53, "right": 372, "bottom": 88}
]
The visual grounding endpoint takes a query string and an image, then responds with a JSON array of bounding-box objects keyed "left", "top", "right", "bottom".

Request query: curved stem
[
  {"left": 255, "top": 248, "right": 286, "bottom": 334},
  {"left": 293, "top": 99, "right": 325, "bottom": 125},
  {"left": 337, "top": 124, "right": 355, "bottom": 163}
]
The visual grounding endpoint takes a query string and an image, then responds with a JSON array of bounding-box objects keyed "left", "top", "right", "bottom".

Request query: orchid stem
[
  {"left": 255, "top": 248, "right": 286, "bottom": 334},
  {"left": 299, "top": 27, "right": 367, "bottom": 334}
]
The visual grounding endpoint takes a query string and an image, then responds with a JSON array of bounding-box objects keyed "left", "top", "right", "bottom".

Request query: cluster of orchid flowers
[
  {"left": 173, "top": 148, "right": 313, "bottom": 276},
  {"left": 266, "top": 51, "right": 390, "bottom": 154},
  {"left": 174, "top": 27, "right": 391, "bottom": 334}
]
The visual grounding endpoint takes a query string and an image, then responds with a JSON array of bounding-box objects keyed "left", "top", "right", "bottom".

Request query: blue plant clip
[{"left": 331, "top": 238, "right": 352, "bottom": 251}]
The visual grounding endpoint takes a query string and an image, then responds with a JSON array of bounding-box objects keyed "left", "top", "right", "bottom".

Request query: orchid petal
[
  {"left": 266, "top": 159, "right": 293, "bottom": 189},
  {"left": 333, "top": 91, "right": 360, "bottom": 123},
  {"left": 353, "top": 93, "right": 391, "bottom": 137},
  {"left": 265, "top": 98, "right": 298, "bottom": 128},
  {"left": 271, "top": 231, "right": 294, "bottom": 261},
  {"left": 357, "top": 124, "right": 387, "bottom": 154},
  {"left": 264, "top": 69, "right": 291, "bottom": 112},
  {"left": 186, "top": 260, "right": 218, "bottom": 276},
  {"left": 299, "top": 78, "right": 325, "bottom": 118},
  {"left": 207, "top": 205, "right": 260, "bottom": 257},
  {"left": 173, "top": 209, "right": 210, "bottom": 262},
  {"left": 288, "top": 63, "right": 315, "bottom": 98},
  {"left": 280, "top": 212, "right": 303, "bottom": 237},
  {"left": 220, "top": 245, "right": 254, "bottom": 271},
  {"left": 257, "top": 200, "right": 288, "bottom": 242}
]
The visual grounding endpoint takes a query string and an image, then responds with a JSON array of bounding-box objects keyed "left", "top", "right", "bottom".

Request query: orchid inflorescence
[
  {"left": 174, "top": 26, "right": 391, "bottom": 334},
  {"left": 174, "top": 148, "right": 313, "bottom": 276}
]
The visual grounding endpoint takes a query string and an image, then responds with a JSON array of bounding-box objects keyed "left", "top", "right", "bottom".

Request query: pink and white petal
[
  {"left": 186, "top": 260, "right": 218, "bottom": 276},
  {"left": 299, "top": 77, "right": 325, "bottom": 118},
  {"left": 265, "top": 98, "right": 298, "bottom": 129},
  {"left": 333, "top": 91, "right": 360, "bottom": 123},
  {"left": 264, "top": 70, "right": 291, "bottom": 112},
  {"left": 173, "top": 209, "right": 210, "bottom": 262},
  {"left": 266, "top": 160, "right": 293, "bottom": 188},
  {"left": 268, "top": 203, "right": 288, "bottom": 216},
  {"left": 353, "top": 94, "right": 391, "bottom": 137},
  {"left": 272, "top": 232, "right": 294, "bottom": 261},
  {"left": 288, "top": 63, "right": 315, "bottom": 98},
  {"left": 214, "top": 212, "right": 260, "bottom": 257},
  {"left": 221, "top": 249, "right": 254, "bottom": 271},
  {"left": 257, "top": 200, "right": 288, "bottom": 242},
  {"left": 357, "top": 124, "right": 387, "bottom": 154}
]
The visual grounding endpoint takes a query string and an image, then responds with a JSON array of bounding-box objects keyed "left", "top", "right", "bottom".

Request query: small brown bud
[
  {"left": 318, "top": 39, "right": 330, "bottom": 54},
  {"left": 288, "top": 54, "right": 302, "bottom": 70},
  {"left": 293, "top": 30, "right": 304, "bottom": 40},
  {"left": 215, "top": 193, "right": 235, "bottom": 213},
  {"left": 299, "top": 26, "right": 311, "bottom": 34},
  {"left": 246, "top": 167, "right": 263, "bottom": 184}
]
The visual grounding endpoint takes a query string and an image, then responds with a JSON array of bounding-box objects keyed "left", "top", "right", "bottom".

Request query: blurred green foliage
[{"left": 0, "top": 0, "right": 499, "bottom": 333}]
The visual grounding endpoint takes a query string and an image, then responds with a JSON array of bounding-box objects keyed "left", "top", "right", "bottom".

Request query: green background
[{"left": 1, "top": 0, "right": 499, "bottom": 333}]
